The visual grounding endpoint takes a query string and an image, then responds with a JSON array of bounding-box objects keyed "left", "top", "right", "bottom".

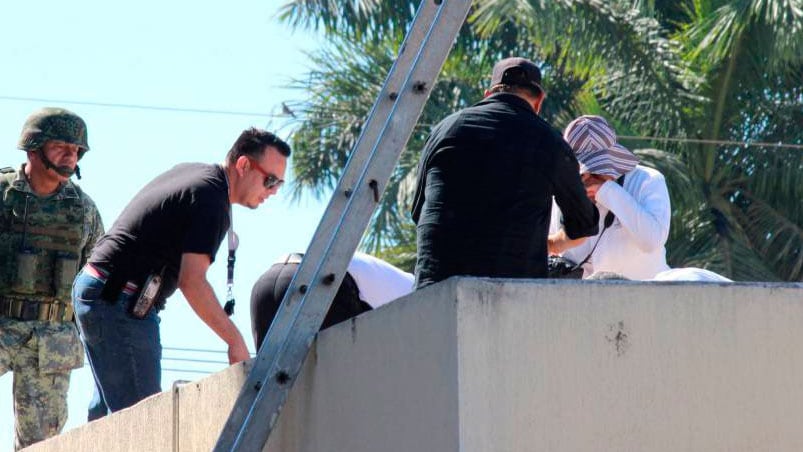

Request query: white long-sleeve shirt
[{"left": 551, "top": 165, "right": 671, "bottom": 280}]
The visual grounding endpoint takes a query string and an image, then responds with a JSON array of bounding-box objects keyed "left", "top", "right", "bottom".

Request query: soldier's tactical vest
[{"left": 0, "top": 167, "right": 89, "bottom": 306}]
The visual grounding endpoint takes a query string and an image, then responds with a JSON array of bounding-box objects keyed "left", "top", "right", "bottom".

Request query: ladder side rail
[
  {"left": 237, "top": 0, "right": 446, "bottom": 366},
  {"left": 250, "top": 0, "right": 447, "bottom": 362},
  {"left": 219, "top": 3, "right": 444, "bottom": 437},
  {"left": 213, "top": 0, "right": 471, "bottom": 450}
]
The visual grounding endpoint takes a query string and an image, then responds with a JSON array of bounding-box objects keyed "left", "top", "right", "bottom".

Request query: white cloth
[
  {"left": 652, "top": 268, "right": 732, "bottom": 282},
  {"left": 551, "top": 165, "right": 671, "bottom": 280},
  {"left": 347, "top": 252, "right": 414, "bottom": 308}
]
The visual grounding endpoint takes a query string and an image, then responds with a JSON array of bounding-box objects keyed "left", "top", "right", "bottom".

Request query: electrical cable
[
  {"left": 3, "top": 95, "right": 799, "bottom": 150},
  {"left": 162, "top": 368, "right": 213, "bottom": 375},
  {"left": 162, "top": 346, "right": 228, "bottom": 354},
  {"left": 618, "top": 135, "right": 803, "bottom": 150},
  {"left": 0, "top": 95, "right": 289, "bottom": 118},
  {"left": 161, "top": 356, "right": 229, "bottom": 365}
]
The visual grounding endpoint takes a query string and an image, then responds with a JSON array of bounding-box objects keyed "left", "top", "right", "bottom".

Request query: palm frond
[
  {"left": 278, "top": 0, "right": 803, "bottom": 281},
  {"left": 472, "top": 0, "right": 703, "bottom": 138},
  {"left": 685, "top": 0, "right": 803, "bottom": 70}
]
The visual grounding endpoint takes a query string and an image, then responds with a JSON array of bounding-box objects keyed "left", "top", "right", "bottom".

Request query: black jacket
[{"left": 411, "top": 93, "right": 598, "bottom": 288}]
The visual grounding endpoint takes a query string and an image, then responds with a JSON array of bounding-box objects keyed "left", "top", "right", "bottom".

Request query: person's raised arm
[
  {"left": 178, "top": 252, "right": 249, "bottom": 364},
  {"left": 595, "top": 171, "right": 670, "bottom": 252}
]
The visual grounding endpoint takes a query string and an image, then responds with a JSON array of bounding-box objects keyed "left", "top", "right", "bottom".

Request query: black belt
[
  {"left": 0, "top": 296, "right": 74, "bottom": 322},
  {"left": 84, "top": 264, "right": 166, "bottom": 314}
]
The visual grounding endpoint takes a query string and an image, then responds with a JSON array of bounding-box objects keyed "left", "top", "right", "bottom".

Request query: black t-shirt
[
  {"left": 410, "top": 93, "right": 599, "bottom": 288},
  {"left": 90, "top": 163, "right": 230, "bottom": 300}
]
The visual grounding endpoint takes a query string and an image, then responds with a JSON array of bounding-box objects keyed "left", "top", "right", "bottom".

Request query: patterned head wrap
[{"left": 563, "top": 115, "right": 639, "bottom": 178}]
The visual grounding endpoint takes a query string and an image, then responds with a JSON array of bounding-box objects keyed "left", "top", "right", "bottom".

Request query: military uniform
[{"left": 0, "top": 108, "right": 103, "bottom": 451}]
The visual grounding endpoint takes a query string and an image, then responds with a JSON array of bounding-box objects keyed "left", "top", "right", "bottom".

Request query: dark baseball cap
[{"left": 490, "top": 57, "right": 544, "bottom": 93}]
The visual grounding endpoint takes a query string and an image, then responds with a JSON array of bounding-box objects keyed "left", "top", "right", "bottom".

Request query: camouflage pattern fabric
[
  {"left": 16, "top": 107, "right": 90, "bottom": 156},
  {"left": 0, "top": 165, "right": 104, "bottom": 303},
  {"left": 0, "top": 318, "right": 83, "bottom": 450},
  {"left": 0, "top": 165, "right": 103, "bottom": 449}
]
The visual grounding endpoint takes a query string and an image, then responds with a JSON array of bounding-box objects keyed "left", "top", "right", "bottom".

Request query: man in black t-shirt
[
  {"left": 411, "top": 57, "right": 599, "bottom": 288},
  {"left": 71, "top": 127, "right": 290, "bottom": 420}
]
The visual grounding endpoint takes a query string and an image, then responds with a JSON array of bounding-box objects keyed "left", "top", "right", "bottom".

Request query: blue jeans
[{"left": 72, "top": 269, "right": 162, "bottom": 421}]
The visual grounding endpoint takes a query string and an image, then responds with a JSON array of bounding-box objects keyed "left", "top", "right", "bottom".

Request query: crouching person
[{"left": 251, "top": 252, "right": 413, "bottom": 350}]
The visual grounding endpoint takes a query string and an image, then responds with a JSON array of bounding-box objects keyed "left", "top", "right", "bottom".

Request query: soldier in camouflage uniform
[{"left": 0, "top": 108, "right": 104, "bottom": 450}]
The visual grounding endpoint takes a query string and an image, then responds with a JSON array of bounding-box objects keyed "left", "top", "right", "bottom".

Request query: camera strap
[{"left": 572, "top": 174, "right": 625, "bottom": 271}]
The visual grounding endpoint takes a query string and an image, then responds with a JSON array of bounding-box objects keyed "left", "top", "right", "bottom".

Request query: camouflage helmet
[{"left": 17, "top": 107, "right": 90, "bottom": 158}]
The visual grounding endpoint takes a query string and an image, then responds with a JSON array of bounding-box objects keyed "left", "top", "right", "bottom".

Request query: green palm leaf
[{"left": 277, "top": 0, "right": 803, "bottom": 281}]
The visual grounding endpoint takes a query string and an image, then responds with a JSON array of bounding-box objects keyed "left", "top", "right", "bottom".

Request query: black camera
[{"left": 547, "top": 256, "right": 584, "bottom": 279}]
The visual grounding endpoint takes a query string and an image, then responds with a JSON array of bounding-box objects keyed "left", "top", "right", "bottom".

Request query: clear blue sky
[{"left": 0, "top": 1, "right": 327, "bottom": 449}]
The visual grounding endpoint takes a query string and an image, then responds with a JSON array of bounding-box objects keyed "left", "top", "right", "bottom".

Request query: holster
[
  {"left": 96, "top": 267, "right": 166, "bottom": 315},
  {"left": 99, "top": 269, "right": 127, "bottom": 303}
]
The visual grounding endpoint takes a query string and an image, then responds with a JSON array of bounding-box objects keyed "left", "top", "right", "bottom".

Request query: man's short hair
[
  {"left": 487, "top": 83, "right": 543, "bottom": 99},
  {"left": 226, "top": 127, "right": 291, "bottom": 163}
]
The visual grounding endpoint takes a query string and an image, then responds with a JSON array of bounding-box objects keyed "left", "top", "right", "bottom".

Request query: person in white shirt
[
  {"left": 249, "top": 252, "right": 414, "bottom": 349},
  {"left": 548, "top": 115, "right": 671, "bottom": 280},
  {"left": 549, "top": 115, "right": 731, "bottom": 282},
  {"left": 345, "top": 252, "right": 415, "bottom": 309}
]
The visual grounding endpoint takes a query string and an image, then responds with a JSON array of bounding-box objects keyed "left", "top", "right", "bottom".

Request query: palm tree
[
  {"left": 278, "top": 0, "right": 803, "bottom": 281},
  {"left": 280, "top": 6, "right": 590, "bottom": 257},
  {"left": 657, "top": 0, "right": 803, "bottom": 281}
]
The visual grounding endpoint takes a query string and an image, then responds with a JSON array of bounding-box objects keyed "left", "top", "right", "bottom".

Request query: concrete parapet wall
[
  {"left": 24, "top": 376, "right": 176, "bottom": 452},
  {"left": 455, "top": 280, "right": 803, "bottom": 452},
  {"left": 25, "top": 278, "right": 803, "bottom": 452}
]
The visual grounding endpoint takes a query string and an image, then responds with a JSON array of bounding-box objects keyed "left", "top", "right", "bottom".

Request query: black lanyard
[
  {"left": 224, "top": 208, "right": 238, "bottom": 316},
  {"left": 221, "top": 164, "right": 237, "bottom": 317}
]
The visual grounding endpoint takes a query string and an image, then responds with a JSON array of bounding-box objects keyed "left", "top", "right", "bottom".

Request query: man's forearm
[
  {"left": 548, "top": 229, "right": 587, "bottom": 255},
  {"left": 180, "top": 276, "right": 243, "bottom": 348},
  {"left": 178, "top": 252, "right": 250, "bottom": 364}
]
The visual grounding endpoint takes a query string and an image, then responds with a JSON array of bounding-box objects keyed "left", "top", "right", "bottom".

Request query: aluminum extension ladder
[{"left": 214, "top": 0, "right": 471, "bottom": 450}]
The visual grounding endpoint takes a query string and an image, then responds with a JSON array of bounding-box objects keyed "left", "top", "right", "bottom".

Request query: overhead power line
[
  {"left": 0, "top": 95, "right": 291, "bottom": 118},
  {"left": 618, "top": 135, "right": 803, "bottom": 150},
  {"left": 162, "top": 346, "right": 255, "bottom": 357},
  {"left": 77, "top": 346, "right": 258, "bottom": 380},
  {"left": 163, "top": 346, "right": 228, "bottom": 354},
  {"left": 412, "top": 123, "right": 801, "bottom": 150},
  {"left": 81, "top": 362, "right": 215, "bottom": 375},
  {"left": 6, "top": 95, "right": 797, "bottom": 150},
  {"left": 162, "top": 368, "right": 214, "bottom": 375},
  {"left": 162, "top": 356, "right": 229, "bottom": 365}
]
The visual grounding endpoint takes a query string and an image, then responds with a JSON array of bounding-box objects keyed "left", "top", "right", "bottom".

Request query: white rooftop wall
[{"left": 26, "top": 278, "right": 803, "bottom": 452}]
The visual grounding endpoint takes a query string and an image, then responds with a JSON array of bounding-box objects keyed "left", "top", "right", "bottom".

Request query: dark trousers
[{"left": 250, "top": 262, "right": 372, "bottom": 350}]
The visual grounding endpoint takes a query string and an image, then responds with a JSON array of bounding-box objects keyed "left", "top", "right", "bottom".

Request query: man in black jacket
[{"left": 411, "top": 57, "right": 598, "bottom": 288}]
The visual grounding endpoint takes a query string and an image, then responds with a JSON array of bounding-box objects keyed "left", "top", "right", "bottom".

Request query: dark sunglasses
[{"left": 248, "top": 157, "right": 284, "bottom": 189}]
